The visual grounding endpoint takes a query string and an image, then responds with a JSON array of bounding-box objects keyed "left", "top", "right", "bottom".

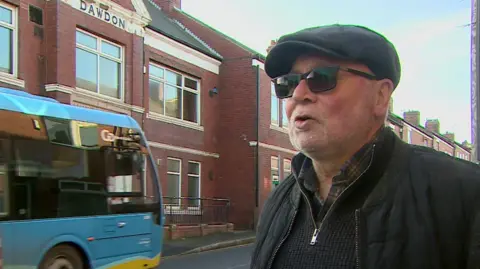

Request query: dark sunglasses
[{"left": 272, "top": 66, "right": 377, "bottom": 99}]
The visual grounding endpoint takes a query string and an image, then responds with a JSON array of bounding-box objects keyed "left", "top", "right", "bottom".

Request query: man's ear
[{"left": 374, "top": 79, "right": 394, "bottom": 117}]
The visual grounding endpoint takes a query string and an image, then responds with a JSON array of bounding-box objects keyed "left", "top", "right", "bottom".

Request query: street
[{"left": 159, "top": 244, "right": 253, "bottom": 269}]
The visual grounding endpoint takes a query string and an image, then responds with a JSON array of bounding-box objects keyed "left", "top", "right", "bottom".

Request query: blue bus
[{"left": 0, "top": 88, "right": 164, "bottom": 268}]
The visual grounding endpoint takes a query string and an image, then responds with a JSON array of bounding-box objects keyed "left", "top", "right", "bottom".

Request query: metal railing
[{"left": 162, "top": 196, "right": 230, "bottom": 225}]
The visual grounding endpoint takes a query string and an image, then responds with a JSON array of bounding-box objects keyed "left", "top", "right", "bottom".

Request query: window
[
  {"left": 166, "top": 158, "right": 181, "bottom": 206},
  {"left": 0, "top": 3, "right": 16, "bottom": 75},
  {"left": 271, "top": 83, "right": 289, "bottom": 129},
  {"left": 75, "top": 29, "right": 123, "bottom": 99},
  {"left": 0, "top": 164, "right": 7, "bottom": 215},
  {"left": 187, "top": 161, "right": 200, "bottom": 207},
  {"left": 271, "top": 83, "right": 279, "bottom": 126},
  {"left": 407, "top": 127, "right": 412, "bottom": 144},
  {"left": 283, "top": 159, "right": 291, "bottom": 178},
  {"left": 149, "top": 64, "right": 200, "bottom": 124},
  {"left": 271, "top": 156, "right": 279, "bottom": 190},
  {"left": 281, "top": 99, "right": 288, "bottom": 128}
]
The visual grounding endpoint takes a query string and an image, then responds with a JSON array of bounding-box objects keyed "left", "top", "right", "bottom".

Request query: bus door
[
  {"left": 89, "top": 149, "right": 153, "bottom": 260},
  {"left": 12, "top": 183, "right": 31, "bottom": 220}
]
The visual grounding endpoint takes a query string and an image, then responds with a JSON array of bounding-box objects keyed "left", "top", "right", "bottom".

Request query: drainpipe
[{"left": 253, "top": 61, "right": 260, "bottom": 230}]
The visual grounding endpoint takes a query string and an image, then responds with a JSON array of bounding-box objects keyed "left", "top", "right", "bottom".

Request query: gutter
[{"left": 254, "top": 63, "right": 260, "bottom": 210}]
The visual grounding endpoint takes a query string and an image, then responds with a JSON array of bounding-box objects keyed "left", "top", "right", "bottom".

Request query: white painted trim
[
  {"left": 44, "top": 84, "right": 146, "bottom": 114},
  {"left": 249, "top": 141, "right": 298, "bottom": 155},
  {"left": 149, "top": 141, "right": 219, "bottom": 158},
  {"left": 270, "top": 124, "right": 288, "bottom": 134},
  {"left": 0, "top": 72, "right": 25, "bottom": 88},
  {"left": 252, "top": 59, "right": 265, "bottom": 70},
  {"left": 145, "top": 29, "right": 221, "bottom": 74},
  {"left": 146, "top": 112, "right": 204, "bottom": 131},
  {"left": 62, "top": 0, "right": 151, "bottom": 36},
  {"left": 45, "top": 84, "right": 74, "bottom": 94}
]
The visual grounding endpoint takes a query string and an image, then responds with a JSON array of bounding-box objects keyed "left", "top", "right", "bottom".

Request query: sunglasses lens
[
  {"left": 307, "top": 67, "right": 338, "bottom": 93},
  {"left": 274, "top": 75, "right": 300, "bottom": 98}
]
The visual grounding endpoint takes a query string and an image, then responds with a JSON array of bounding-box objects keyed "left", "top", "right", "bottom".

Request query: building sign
[{"left": 80, "top": 0, "right": 126, "bottom": 30}]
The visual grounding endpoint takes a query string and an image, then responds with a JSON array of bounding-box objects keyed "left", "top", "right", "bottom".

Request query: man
[{"left": 250, "top": 24, "right": 480, "bottom": 269}]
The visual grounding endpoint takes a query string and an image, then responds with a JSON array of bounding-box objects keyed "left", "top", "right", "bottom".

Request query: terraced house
[{"left": 0, "top": 0, "right": 472, "bottom": 237}]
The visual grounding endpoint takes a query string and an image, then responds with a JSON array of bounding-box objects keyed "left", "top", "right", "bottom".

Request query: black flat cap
[{"left": 265, "top": 24, "right": 401, "bottom": 89}]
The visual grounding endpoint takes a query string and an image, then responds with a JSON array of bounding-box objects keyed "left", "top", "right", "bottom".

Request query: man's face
[{"left": 284, "top": 55, "right": 385, "bottom": 160}]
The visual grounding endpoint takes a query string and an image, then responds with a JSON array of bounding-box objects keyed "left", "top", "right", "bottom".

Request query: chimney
[
  {"left": 266, "top": 40, "right": 277, "bottom": 54},
  {"left": 425, "top": 119, "right": 440, "bottom": 133},
  {"left": 444, "top": 132, "right": 455, "bottom": 141},
  {"left": 153, "top": 0, "right": 181, "bottom": 13},
  {"left": 403, "top": 111, "right": 420, "bottom": 126}
]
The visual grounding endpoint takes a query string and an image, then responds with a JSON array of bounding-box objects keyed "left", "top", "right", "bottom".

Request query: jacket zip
[
  {"left": 305, "top": 144, "right": 376, "bottom": 246},
  {"left": 265, "top": 209, "right": 298, "bottom": 269},
  {"left": 355, "top": 209, "right": 362, "bottom": 269}
]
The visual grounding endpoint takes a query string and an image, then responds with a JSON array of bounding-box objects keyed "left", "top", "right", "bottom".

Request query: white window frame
[
  {"left": 0, "top": 164, "right": 9, "bottom": 216},
  {"left": 271, "top": 82, "right": 280, "bottom": 126},
  {"left": 283, "top": 158, "right": 291, "bottom": 178},
  {"left": 187, "top": 161, "right": 201, "bottom": 209},
  {"left": 407, "top": 126, "right": 412, "bottom": 144},
  {"left": 281, "top": 99, "right": 288, "bottom": 129},
  {"left": 271, "top": 156, "right": 280, "bottom": 190},
  {"left": 75, "top": 28, "right": 125, "bottom": 101},
  {"left": 148, "top": 63, "right": 202, "bottom": 126},
  {"left": 0, "top": 2, "right": 23, "bottom": 88},
  {"left": 166, "top": 157, "right": 181, "bottom": 208}
]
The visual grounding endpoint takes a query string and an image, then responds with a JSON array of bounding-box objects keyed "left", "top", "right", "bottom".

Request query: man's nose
[{"left": 291, "top": 80, "right": 317, "bottom": 102}]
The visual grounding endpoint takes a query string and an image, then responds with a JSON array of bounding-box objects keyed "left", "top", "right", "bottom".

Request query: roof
[
  {"left": 173, "top": 7, "right": 266, "bottom": 61},
  {"left": 143, "top": 0, "right": 223, "bottom": 61},
  {"left": 387, "top": 113, "right": 404, "bottom": 126},
  {"left": 0, "top": 87, "right": 141, "bottom": 130}
]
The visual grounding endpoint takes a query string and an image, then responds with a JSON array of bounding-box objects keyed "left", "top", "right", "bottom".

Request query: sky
[{"left": 182, "top": 0, "right": 473, "bottom": 143}]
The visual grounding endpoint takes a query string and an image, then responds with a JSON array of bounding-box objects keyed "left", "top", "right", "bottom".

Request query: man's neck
[{"left": 312, "top": 125, "right": 384, "bottom": 192}]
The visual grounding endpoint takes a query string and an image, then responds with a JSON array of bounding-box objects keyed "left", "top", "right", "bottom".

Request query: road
[{"left": 159, "top": 244, "right": 253, "bottom": 269}]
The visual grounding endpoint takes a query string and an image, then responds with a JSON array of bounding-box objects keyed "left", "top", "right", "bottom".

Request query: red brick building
[{"left": 0, "top": 0, "right": 472, "bottom": 234}]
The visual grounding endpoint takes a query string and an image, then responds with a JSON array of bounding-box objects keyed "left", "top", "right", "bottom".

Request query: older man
[{"left": 250, "top": 24, "right": 480, "bottom": 269}]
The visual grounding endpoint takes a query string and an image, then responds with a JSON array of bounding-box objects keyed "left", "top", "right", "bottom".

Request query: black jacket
[{"left": 250, "top": 130, "right": 480, "bottom": 269}]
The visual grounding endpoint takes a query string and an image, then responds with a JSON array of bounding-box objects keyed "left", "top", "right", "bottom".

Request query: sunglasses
[{"left": 272, "top": 66, "right": 377, "bottom": 99}]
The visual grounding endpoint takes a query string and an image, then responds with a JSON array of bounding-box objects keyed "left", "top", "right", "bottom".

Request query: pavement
[
  {"left": 162, "top": 230, "right": 256, "bottom": 258},
  {"left": 159, "top": 243, "right": 254, "bottom": 268}
]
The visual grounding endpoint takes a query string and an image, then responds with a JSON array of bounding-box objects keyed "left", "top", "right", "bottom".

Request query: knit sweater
[{"left": 271, "top": 195, "right": 358, "bottom": 269}]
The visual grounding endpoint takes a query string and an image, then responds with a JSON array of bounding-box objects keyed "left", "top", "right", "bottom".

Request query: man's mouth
[{"left": 294, "top": 115, "right": 313, "bottom": 122}]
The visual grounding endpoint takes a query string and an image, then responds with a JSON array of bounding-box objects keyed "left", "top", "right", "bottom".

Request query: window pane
[
  {"left": 187, "top": 175, "right": 200, "bottom": 206},
  {"left": 76, "top": 31, "right": 97, "bottom": 49},
  {"left": 271, "top": 95, "right": 279, "bottom": 125},
  {"left": 149, "top": 79, "right": 164, "bottom": 114},
  {"left": 167, "top": 174, "right": 180, "bottom": 205},
  {"left": 0, "top": 26, "right": 12, "bottom": 74},
  {"left": 188, "top": 162, "right": 199, "bottom": 175},
  {"left": 166, "top": 70, "right": 182, "bottom": 87},
  {"left": 99, "top": 57, "right": 120, "bottom": 98},
  {"left": 76, "top": 48, "right": 97, "bottom": 92},
  {"left": 184, "top": 77, "right": 198, "bottom": 90},
  {"left": 0, "top": 6, "right": 12, "bottom": 24},
  {"left": 271, "top": 157, "right": 278, "bottom": 169},
  {"left": 183, "top": 90, "right": 198, "bottom": 123},
  {"left": 79, "top": 126, "right": 98, "bottom": 147},
  {"left": 167, "top": 159, "right": 180, "bottom": 173},
  {"left": 165, "top": 85, "right": 181, "bottom": 119},
  {"left": 101, "top": 41, "right": 120, "bottom": 59},
  {"left": 282, "top": 99, "right": 288, "bottom": 127},
  {"left": 150, "top": 65, "right": 164, "bottom": 79}
]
